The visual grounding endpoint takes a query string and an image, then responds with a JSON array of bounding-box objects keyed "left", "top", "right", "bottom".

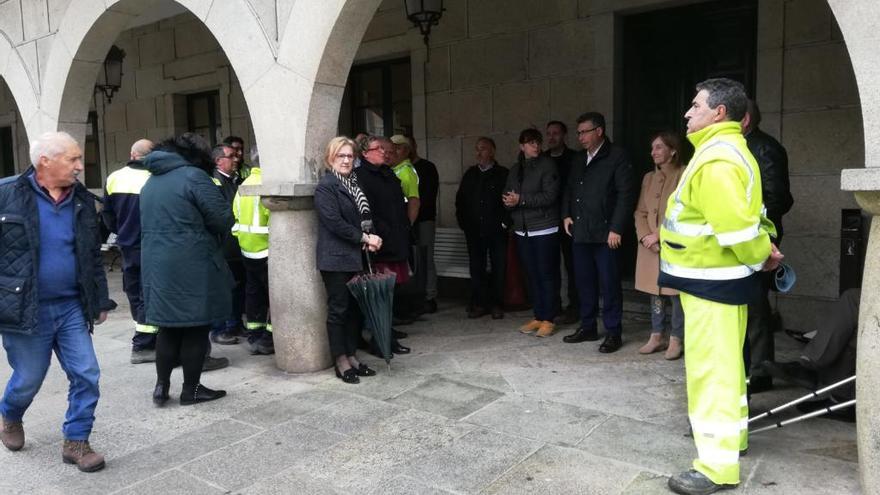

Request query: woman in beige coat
[{"left": 634, "top": 131, "right": 688, "bottom": 359}]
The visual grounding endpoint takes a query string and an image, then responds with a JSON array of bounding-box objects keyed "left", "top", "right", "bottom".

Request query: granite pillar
[
  {"left": 842, "top": 171, "right": 880, "bottom": 494},
  {"left": 260, "top": 188, "right": 332, "bottom": 373}
]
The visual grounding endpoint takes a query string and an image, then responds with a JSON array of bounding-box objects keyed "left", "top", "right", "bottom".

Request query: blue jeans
[
  {"left": 516, "top": 233, "right": 560, "bottom": 321},
  {"left": 572, "top": 242, "right": 623, "bottom": 335},
  {"left": 0, "top": 297, "right": 100, "bottom": 440}
]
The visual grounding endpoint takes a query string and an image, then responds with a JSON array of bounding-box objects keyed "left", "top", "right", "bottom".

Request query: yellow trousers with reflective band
[{"left": 680, "top": 292, "right": 748, "bottom": 485}]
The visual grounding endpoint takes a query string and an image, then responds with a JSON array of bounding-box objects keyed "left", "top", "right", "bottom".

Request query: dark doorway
[
  {"left": 0, "top": 126, "right": 13, "bottom": 178},
  {"left": 620, "top": 0, "right": 757, "bottom": 173},
  {"left": 187, "top": 90, "right": 221, "bottom": 146},
  {"left": 617, "top": 0, "right": 757, "bottom": 278}
]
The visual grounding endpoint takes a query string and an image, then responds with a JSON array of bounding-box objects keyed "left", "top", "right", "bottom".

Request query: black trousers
[
  {"left": 745, "top": 271, "right": 775, "bottom": 377},
  {"left": 121, "top": 246, "right": 156, "bottom": 351},
  {"left": 465, "top": 231, "right": 507, "bottom": 309},
  {"left": 155, "top": 325, "right": 210, "bottom": 391},
  {"left": 321, "top": 271, "right": 362, "bottom": 359},
  {"left": 243, "top": 258, "right": 270, "bottom": 341},
  {"left": 558, "top": 232, "right": 579, "bottom": 312}
]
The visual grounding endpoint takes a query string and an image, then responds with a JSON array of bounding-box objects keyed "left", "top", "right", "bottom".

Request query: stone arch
[
  {"left": 271, "top": 0, "right": 384, "bottom": 182},
  {"left": 40, "top": 0, "right": 276, "bottom": 146},
  {"left": 0, "top": 31, "right": 40, "bottom": 144}
]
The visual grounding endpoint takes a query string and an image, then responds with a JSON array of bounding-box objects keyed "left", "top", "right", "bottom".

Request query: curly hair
[{"left": 153, "top": 133, "right": 214, "bottom": 173}]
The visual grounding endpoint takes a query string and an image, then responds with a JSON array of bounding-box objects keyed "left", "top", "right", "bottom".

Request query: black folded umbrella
[{"left": 347, "top": 252, "right": 396, "bottom": 368}]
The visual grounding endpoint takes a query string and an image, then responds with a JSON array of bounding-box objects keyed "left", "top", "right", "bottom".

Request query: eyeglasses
[
  {"left": 365, "top": 147, "right": 383, "bottom": 153},
  {"left": 576, "top": 127, "right": 599, "bottom": 136},
  {"left": 335, "top": 153, "right": 354, "bottom": 160},
  {"left": 220, "top": 155, "right": 236, "bottom": 160}
]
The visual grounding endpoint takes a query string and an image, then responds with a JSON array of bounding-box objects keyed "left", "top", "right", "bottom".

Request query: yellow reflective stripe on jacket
[
  {"left": 232, "top": 168, "right": 269, "bottom": 258},
  {"left": 105, "top": 167, "right": 151, "bottom": 195},
  {"left": 659, "top": 121, "right": 773, "bottom": 280}
]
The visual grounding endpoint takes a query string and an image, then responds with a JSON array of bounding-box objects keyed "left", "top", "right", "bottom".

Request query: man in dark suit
[
  {"left": 561, "top": 112, "right": 637, "bottom": 353},
  {"left": 741, "top": 99, "right": 795, "bottom": 394},
  {"left": 210, "top": 144, "right": 245, "bottom": 346}
]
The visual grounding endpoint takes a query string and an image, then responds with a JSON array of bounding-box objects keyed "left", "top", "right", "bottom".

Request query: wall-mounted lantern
[
  {"left": 94, "top": 45, "right": 126, "bottom": 104},
  {"left": 404, "top": 0, "right": 444, "bottom": 47}
]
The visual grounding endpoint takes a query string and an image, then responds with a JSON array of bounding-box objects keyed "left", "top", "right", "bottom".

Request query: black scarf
[{"left": 332, "top": 170, "right": 373, "bottom": 233}]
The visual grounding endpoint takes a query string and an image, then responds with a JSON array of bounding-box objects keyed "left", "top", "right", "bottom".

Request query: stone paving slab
[
  {"left": 400, "top": 428, "right": 542, "bottom": 493},
  {"left": 484, "top": 444, "right": 644, "bottom": 494},
  {"left": 0, "top": 270, "right": 860, "bottom": 493}
]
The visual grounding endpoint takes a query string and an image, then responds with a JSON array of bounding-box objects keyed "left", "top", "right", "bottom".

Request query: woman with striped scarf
[{"left": 315, "top": 136, "right": 382, "bottom": 384}]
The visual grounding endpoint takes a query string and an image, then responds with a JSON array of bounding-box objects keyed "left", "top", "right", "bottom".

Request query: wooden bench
[{"left": 434, "top": 227, "right": 471, "bottom": 279}]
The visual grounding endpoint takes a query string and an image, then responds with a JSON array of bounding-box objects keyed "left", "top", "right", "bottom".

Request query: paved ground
[{"left": 0, "top": 270, "right": 860, "bottom": 494}]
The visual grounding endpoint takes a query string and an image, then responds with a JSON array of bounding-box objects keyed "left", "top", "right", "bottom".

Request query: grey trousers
[
  {"left": 803, "top": 288, "right": 860, "bottom": 400},
  {"left": 650, "top": 294, "right": 684, "bottom": 339},
  {"left": 417, "top": 220, "right": 437, "bottom": 300}
]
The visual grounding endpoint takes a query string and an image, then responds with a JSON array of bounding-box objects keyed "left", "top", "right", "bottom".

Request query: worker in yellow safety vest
[
  {"left": 232, "top": 152, "right": 273, "bottom": 355},
  {"left": 660, "top": 78, "right": 783, "bottom": 495}
]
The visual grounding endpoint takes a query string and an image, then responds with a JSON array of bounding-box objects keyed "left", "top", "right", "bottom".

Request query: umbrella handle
[{"left": 365, "top": 249, "right": 374, "bottom": 275}]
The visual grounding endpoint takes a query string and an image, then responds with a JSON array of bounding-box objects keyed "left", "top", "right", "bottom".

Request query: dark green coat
[{"left": 140, "top": 151, "right": 234, "bottom": 327}]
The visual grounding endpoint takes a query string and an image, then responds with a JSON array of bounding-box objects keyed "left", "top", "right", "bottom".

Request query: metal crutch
[
  {"left": 748, "top": 375, "right": 855, "bottom": 424},
  {"left": 750, "top": 399, "right": 856, "bottom": 434}
]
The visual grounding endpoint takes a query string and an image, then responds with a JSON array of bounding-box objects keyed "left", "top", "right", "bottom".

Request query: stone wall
[
  {"left": 96, "top": 12, "right": 254, "bottom": 176},
  {"left": 357, "top": 0, "right": 863, "bottom": 330},
  {"left": 756, "top": 0, "right": 863, "bottom": 329}
]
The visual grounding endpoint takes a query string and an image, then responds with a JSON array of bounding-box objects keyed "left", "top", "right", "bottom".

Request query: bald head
[{"left": 130, "top": 139, "right": 154, "bottom": 160}]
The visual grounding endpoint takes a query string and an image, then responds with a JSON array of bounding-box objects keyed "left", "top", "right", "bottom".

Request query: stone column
[
  {"left": 257, "top": 185, "right": 331, "bottom": 373},
  {"left": 841, "top": 171, "right": 880, "bottom": 493}
]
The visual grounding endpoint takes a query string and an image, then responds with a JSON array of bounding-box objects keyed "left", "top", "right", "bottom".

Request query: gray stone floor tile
[
  {"left": 181, "top": 419, "right": 345, "bottom": 491},
  {"left": 298, "top": 408, "right": 475, "bottom": 492},
  {"left": 620, "top": 471, "right": 673, "bottom": 495},
  {"left": 504, "top": 363, "right": 672, "bottom": 396},
  {"left": 464, "top": 395, "right": 606, "bottom": 446},
  {"left": 48, "top": 419, "right": 262, "bottom": 494},
  {"left": 318, "top": 366, "right": 427, "bottom": 400},
  {"left": 231, "top": 388, "right": 347, "bottom": 428},
  {"left": 400, "top": 428, "right": 542, "bottom": 493},
  {"left": 576, "top": 414, "right": 695, "bottom": 475},
  {"left": 388, "top": 375, "right": 504, "bottom": 419},
  {"left": 484, "top": 444, "right": 643, "bottom": 494},
  {"left": 741, "top": 451, "right": 860, "bottom": 494},
  {"left": 367, "top": 475, "right": 455, "bottom": 495},
  {"left": 116, "top": 469, "right": 226, "bottom": 495},
  {"left": 442, "top": 370, "right": 515, "bottom": 394},
  {"left": 295, "top": 393, "right": 404, "bottom": 436},
  {"left": 236, "top": 467, "right": 344, "bottom": 495}
]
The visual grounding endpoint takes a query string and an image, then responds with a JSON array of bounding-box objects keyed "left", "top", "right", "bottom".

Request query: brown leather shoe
[
  {"left": 1, "top": 417, "right": 24, "bottom": 451},
  {"left": 62, "top": 440, "right": 106, "bottom": 472}
]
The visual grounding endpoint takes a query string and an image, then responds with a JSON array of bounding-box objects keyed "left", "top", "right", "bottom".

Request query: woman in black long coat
[
  {"left": 314, "top": 136, "right": 382, "bottom": 384},
  {"left": 141, "top": 133, "right": 233, "bottom": 405}
]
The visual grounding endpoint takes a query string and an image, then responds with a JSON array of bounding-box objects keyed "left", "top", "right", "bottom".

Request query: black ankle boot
[
  {"left": 153, "top": 382, "right": 170, "bottom": 406},
  {"left": 180, "top": 384, "right": 226, "bottom": 405}
]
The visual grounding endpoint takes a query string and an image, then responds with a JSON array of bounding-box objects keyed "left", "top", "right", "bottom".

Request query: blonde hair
[{"left": 324, "top": 136, "right": 357, "bottom": 169}]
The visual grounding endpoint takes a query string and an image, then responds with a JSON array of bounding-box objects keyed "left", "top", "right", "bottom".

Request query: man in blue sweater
[{"left": 0, "top": 132, "right": 114, "bottom": 472}]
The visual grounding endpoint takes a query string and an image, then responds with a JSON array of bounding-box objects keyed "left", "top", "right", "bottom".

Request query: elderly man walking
[
  {"left": 660, "top": 78, "right": 782, "bottom": 494},
  {"left": 0, "top": 132, "right": 114, "bottom": 472}
]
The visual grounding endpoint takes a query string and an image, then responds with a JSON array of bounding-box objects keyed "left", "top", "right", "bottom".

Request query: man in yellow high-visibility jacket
[
  {"left": 660, "top": 78, "right": 784, "bottom": 495},
  {"left": 232, "top": 160, "right": 273, "bottom": 355}
]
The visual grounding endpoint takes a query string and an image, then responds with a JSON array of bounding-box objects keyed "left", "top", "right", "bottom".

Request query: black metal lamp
[
  {"left": 95, "top": 45, "right": 126, "bottom": 103},
  {"left": 404, "top": 0, "right": 444, "bottom": 47}
]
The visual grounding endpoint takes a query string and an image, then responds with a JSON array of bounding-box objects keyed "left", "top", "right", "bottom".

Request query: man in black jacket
[
  {"left": 544, "top": 121, "right": 580, "bottom": 324},
  {"left": 0, "top": 132, "right": 114, "bottom": 472},
  {"left": 561, "top": 112, "right": 637, "bottom": 353},
  {"left": 456, "top": 137, "right": 509, "bottom": 319},
  {"left": 410, "top": 137, "right": 440, "bottom": 314},
  {"left": 210, "top": 144, "right": 245, "bottom": 346},
  {"left": 741, "top": 99, "right": 795, "bottom": 393}
]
